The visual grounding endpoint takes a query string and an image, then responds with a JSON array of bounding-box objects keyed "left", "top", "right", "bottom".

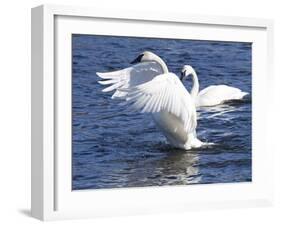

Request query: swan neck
[
  {"left": 191, "top": 71, "right": 199, "bottom": 99},
  {"left": 154, "top": 56, "right": 169, "bottom": 73}
]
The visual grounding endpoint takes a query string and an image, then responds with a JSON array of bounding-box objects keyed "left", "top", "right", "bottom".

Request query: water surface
[{"left": 72, "top": 35, "right": 252, "bottom": 190}]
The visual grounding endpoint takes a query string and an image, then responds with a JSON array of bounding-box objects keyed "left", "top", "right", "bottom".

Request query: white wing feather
[
  {"left": 97, "top": 62, "right": 163, "bottom": 99},
  {"left": 121, "top": 73, "right": 197, "bottom": 133}
]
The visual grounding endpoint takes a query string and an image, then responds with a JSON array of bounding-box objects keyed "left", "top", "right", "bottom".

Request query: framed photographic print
[{"left": 31, "top": 4, "right": 274, "bottom": 221}]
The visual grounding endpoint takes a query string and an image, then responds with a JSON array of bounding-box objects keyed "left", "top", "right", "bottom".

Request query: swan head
[
  {"left": 180, "top": 65, "right": 196, "bottom": 81},
  {"left": 130, "top": 51, "right": 160, "bottom": 64}
]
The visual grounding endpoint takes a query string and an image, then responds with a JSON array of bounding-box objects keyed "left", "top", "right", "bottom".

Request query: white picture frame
[{"left": 31, "top": 4, "right": 274, "bottom": 221}]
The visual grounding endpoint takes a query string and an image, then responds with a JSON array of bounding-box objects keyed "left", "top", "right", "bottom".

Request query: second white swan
[{"left": 180, "top": 65, "right": 248, "bottom": 107}]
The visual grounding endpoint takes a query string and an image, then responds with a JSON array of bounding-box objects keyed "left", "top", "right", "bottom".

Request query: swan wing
[
  {"left": 97, "top": 62, "right": 164, "bottom": 99},
  {"left": 197, "top": 85, "right": 248, "bottom": 107},
  {"left": 121, "top": 73, "right": 197, "bottom": 133}
]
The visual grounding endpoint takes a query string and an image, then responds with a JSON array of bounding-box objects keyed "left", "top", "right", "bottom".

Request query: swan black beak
[
  {"left": 130, "top": 54, "right": 144, "bottom": 64},
  {"left": 180, "top": 71, "right": 185, "bottom": 81}
]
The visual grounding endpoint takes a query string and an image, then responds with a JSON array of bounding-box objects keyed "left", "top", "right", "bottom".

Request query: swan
[
  {"left": 97, "top": 51, "right": 203, "bottom": 150},
  {"left": 180, "top": 65, "right": 249, "bottom": 107}
]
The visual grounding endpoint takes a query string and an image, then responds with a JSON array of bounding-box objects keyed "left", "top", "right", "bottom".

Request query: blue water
[{"left": 72, "top": 34, "right": 252, "bottom": 190}]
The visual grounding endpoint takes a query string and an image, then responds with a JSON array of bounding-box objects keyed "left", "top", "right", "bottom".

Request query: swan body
[
  {"left": 152, "top": 111, "right": 202, "bottom": 149},
  {"left": 181, "top": 65, "right": 248, "bottom": 107},
  {"left": 196, "top": 85, "right": 248, "bottom": 107},
  {"left": 97, "top": 51, "right": 203, "bottom": 150}
]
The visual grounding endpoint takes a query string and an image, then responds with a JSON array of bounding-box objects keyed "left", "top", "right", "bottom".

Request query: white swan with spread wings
[{"left": 97, "top": 51, "right": 203, "bottom": 150}]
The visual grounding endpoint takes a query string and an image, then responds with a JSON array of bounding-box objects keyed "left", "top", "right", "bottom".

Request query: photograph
[{"left": 72, "top": 34, "right": 252, "bottom": 190}]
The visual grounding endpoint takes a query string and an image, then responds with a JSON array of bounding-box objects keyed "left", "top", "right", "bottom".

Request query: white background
[{"left": 0, "top": 0, "right": 280, "bottom": 225}]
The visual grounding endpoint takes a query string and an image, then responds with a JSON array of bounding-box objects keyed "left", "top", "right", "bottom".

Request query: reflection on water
[
  {"left": 156, "top": 150, "right": 201, "bottom": 184},
  {"left": 198, "top": 98, "right": 251, "bottom": 120},
  {"left": 72, "top": 35, "right": 252, "bottom": 190},
  {"left": 123, "top": 148, "right": 201, "bottom": 188}
]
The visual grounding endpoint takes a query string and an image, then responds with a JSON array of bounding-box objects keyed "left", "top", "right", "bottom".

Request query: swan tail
[
  {"left": 182, "top": 132, "right": 215, "bottom": 150},
  {"left": 241, "top": 91, "right": 249, "bottom": 98},
  {"left": 182, "top": 133, "right": 204, "bottom": 150},
  {"left": 230, "top": 91, "right": 249, "bottom": 100}
]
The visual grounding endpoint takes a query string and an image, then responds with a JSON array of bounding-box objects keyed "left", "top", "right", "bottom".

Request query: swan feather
[
  {"left": 97, "top": 62, "right": 164, "bottom": 99},
  {"left": 120, "top": 73, "right": 197, "bottom": 133}
]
